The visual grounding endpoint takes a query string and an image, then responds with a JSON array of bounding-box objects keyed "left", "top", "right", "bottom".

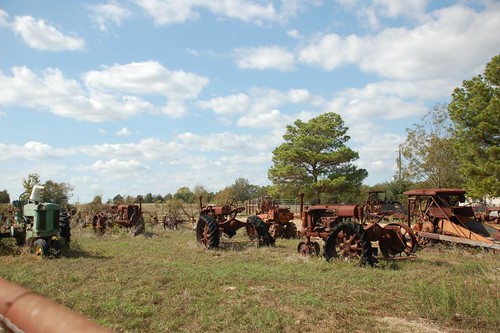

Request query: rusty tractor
[
  {"left": 195, "top": 197, "right": 274, "bottom": 249},
  {"left": 256, "top": 196, "right": 297, "bottom": 239},
  {"left": 297, "top": 193, "right": 417, "bottom": 266},
  {"left": 92, "top": 201, "right": 145, "bottom": 236},
  {"left": 405, "top": 188, "right": 500, "bottom": 250},
  {"left": 0, "top": 185, "right": 72, "bottom": 258},
  {"left": 163, "top": 212, "right": 183, "bottom": 230},
  {"left": 364, "top": 190, "right": 406, "bottom": 222}
]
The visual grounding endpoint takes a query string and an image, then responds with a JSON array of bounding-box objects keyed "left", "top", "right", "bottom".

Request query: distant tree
[
  {"left": 448, "top": 54, "right": 500, "bottom": 199},
  {"left": 113, "top": 194, "right": 124, "bottom": 204},
  {"left": 228, "top": 178, "right": 257, "bottom": 202},
  {"left": 152, "top": 194, "right": 164, "bottom": 203},
  {"left": 41, "top": 180, "right": 74, "bottom": 206},
  {"left": 88, "top": 195, "right": 105, "bottom": 212},
  {"left": 20, "top": 173, "right": 73, "bottom": 205},
  {"left": 269, "top": 112, "right": 367, "bottom": 204},
  {"left": 213, "top": 187, "right": 232, "bottom": 204},
  {"left": 193, "top": 185, "right": 212, "bottom": 203},
  {"left": 21, "top": 173, "right": 41, "bottom": 200},
  {"left": 144, "top": 193, "right": 153, "bottom": 203},
  {"left": 124, "top": 195, "right": 135, "bottom": 204},
  {"left": 400, "top": 103, "right": 462, "bottom": 188},
  {"left": 0, "top": 190, "right": 10, "bottom": 204},
  {"left": 173, "top": 187, "right": 195, "bottom": 203}
]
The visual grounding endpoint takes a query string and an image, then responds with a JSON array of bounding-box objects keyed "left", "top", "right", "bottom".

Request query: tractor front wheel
[{"left": 33, "top": 239, "right": 49, "bottom": 259}]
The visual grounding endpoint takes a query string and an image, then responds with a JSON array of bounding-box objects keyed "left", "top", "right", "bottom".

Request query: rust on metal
[
  {"left": 404, "top": 188, "right": 500, "bottom": 248},
  {"left": 0, "top": 278, "right": 111, "bottom": 333},
  {"left": 195, "top": 197, "right": 274, "bottom": 249},
  {"left": 256, "top": 196, "right": 297, "bottom": 239},
  {"left": 296, "top": 192, "right": 417, "bottom": 263}
]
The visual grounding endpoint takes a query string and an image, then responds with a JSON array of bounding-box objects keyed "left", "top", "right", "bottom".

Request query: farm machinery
[
  {"left": 405, "top": 188, "right": 500, "bottom": 250},
  {"left": 256, "top": 196, "right": 297, "bottom": 239},
  {"left": 195, "top": 197, "right": 274, "bottom": 249},
  {"left": 297, "top": 193, "right": 417, "bottom": 266},
  {"left": 0, "top": 185, "right": 71, "bottom": 258},
  {"left": 92, "top": 201, "right": 145, "bottom": 236}
]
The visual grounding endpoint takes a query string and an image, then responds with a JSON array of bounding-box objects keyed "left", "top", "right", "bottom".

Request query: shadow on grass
[
  {"left": 217, "top": 240, "right": 277, "bottom": 252},
  {"left": 63, "top": 241, "right": 110, "bottom": 260}
]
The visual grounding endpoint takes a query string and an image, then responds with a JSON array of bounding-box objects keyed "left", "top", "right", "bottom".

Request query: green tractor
[{"left": 1, "top": 185, "right": 71, "bottom": 258}]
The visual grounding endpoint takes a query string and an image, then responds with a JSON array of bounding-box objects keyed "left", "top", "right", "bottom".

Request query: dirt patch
[{"left": 378, "top": 316, "right": 455, "bottom": 333}]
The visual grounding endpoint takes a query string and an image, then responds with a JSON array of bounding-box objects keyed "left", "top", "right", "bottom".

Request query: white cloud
[
  {"left": 197, "top": 93, "right": 250, "bottom": 115},
  {"left": 79, "top": 138, "right": 183, "bottom": 161},
  {"left": 133, "top": 0, "right": 283, "bottom": 25},
  {"left": 89, "top": 0, "right": 132, "bottom": 31},
  {"left": 374, "top": 0, "right": 428, "bottom": 19},
  {"left": 116, "top": 127, "right": 132, "bottom": 136},
  {"left": 0, "top": 142, "right": 73, "bottom": 161},
  {"left": 177, "top": 132, "right": 257, "bottom": 152},
  {"left": 12, "top": 16, "right": 85, "bottom": 51},
  {"left": 234, "top": 46, "right": 296, "bottom": 72},
  {"left": 287, "top": 89, "right": 311, "bottom": 103},
  {"left": 287, "top": 29, "right": 301, "bottom": 38},
  {"left": 0, "top": 61, "right": 208, "bottom": 121},
  {"left": 90, "top": 159, "right": 149, "bottom": 175},
  {"left": 299, "top": 4, "right": 500, "bottom": 80},
  {"left": 84, "top": 61, "right": 208, "bottom": 100},
  {"left": 0, "top": 9, "right": 9, "bottom": 27},
  {"left": 237, "top": 108, "right": 289, "bottom": 129}
]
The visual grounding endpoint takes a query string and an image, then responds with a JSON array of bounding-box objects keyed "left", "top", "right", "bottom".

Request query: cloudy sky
[{"left": 0, "top": 0, "right": 499, "bottom": 203}]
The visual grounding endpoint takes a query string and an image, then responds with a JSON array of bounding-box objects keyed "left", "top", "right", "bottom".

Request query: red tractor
[
  {"left": 297, "top": 193, "right": 416, "bottom": 266},
  {"left": 92, "top": 201, "right": 145, "bottom": 236},
  {"left": 195, "top": 197, "right": 274, "bottom": 249},
  {"left": 256, "top": 197, "right": 297, "bottom": 239}
]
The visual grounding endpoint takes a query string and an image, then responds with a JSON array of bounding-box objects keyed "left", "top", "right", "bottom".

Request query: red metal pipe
[{"left": 0, "top": 278, "right": 112, "bottom": 333}]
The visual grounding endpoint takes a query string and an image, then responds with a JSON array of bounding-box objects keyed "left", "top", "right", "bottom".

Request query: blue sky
[{"left": 1, "top": 0, "right": 499, "bottom": 203}]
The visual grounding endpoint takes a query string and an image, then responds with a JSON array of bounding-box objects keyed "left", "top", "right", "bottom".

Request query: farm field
[{"left": 0, "top": 222, "right": 499, "bottom": 333}]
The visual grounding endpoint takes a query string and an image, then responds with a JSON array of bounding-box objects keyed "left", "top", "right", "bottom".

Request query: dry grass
[{"left": 0, "top": 222, "right": 499, "bottom": 333}]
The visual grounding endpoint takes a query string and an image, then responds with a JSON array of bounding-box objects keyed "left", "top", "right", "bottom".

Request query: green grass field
[{"left": 1, "top": 222, "right": 499, "bottom": 333}]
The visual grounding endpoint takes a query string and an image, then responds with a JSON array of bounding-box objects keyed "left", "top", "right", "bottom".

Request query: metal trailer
[{"left": 404, "top": 188, "right": 500, "bottom": 250}]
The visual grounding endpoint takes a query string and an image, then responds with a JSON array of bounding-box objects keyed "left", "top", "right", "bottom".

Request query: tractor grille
[
  {"left": 38, "top": 211, "right": 47, "bottom": 230},
  {"left": 54, "top": 210, "right": 60, "bottom": 230}
]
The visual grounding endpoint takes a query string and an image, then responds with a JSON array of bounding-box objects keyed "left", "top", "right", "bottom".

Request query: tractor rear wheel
[
  {"left": 324, "top": 221, "right": 374, "bottom": 266},
  {"left": 33, "top": 239, "right": 49, "bottom": 258},
  {"left": 283, "top": 222, "right": 297, "bottom": 239},
  {"left": 196, "top": 215, "right": 220, "bottom": 249},
  {"left": 59, "top": 211, "right": 71, "bottom": 243},
  {"left": 247, "top": 216, "right": 275, "bottom": 247}
]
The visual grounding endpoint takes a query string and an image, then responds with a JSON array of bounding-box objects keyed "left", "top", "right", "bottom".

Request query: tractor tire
[
  {"left": 50, "top": 239, "right": 62, "bottom": 258},
  {"left": 247, "top": 216, "right": 275, "bottom": 247},
  {"left": 59, "top": 211, "right": 71, "bottom": 243},
  {"left": 323, "top": 221, "right": 374, "bottom": 267},
  {"left": 283, "top": 222, "right": 298, "bottom": 239},
  {"left": 130, "top": 217, "right": 145, "bottom": 236},
  {"left": 196, "top": 215, "right": 220, "bottom": 249},
  {"left": 33, "top": 239, "right": 49, "bottom": 259}
]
